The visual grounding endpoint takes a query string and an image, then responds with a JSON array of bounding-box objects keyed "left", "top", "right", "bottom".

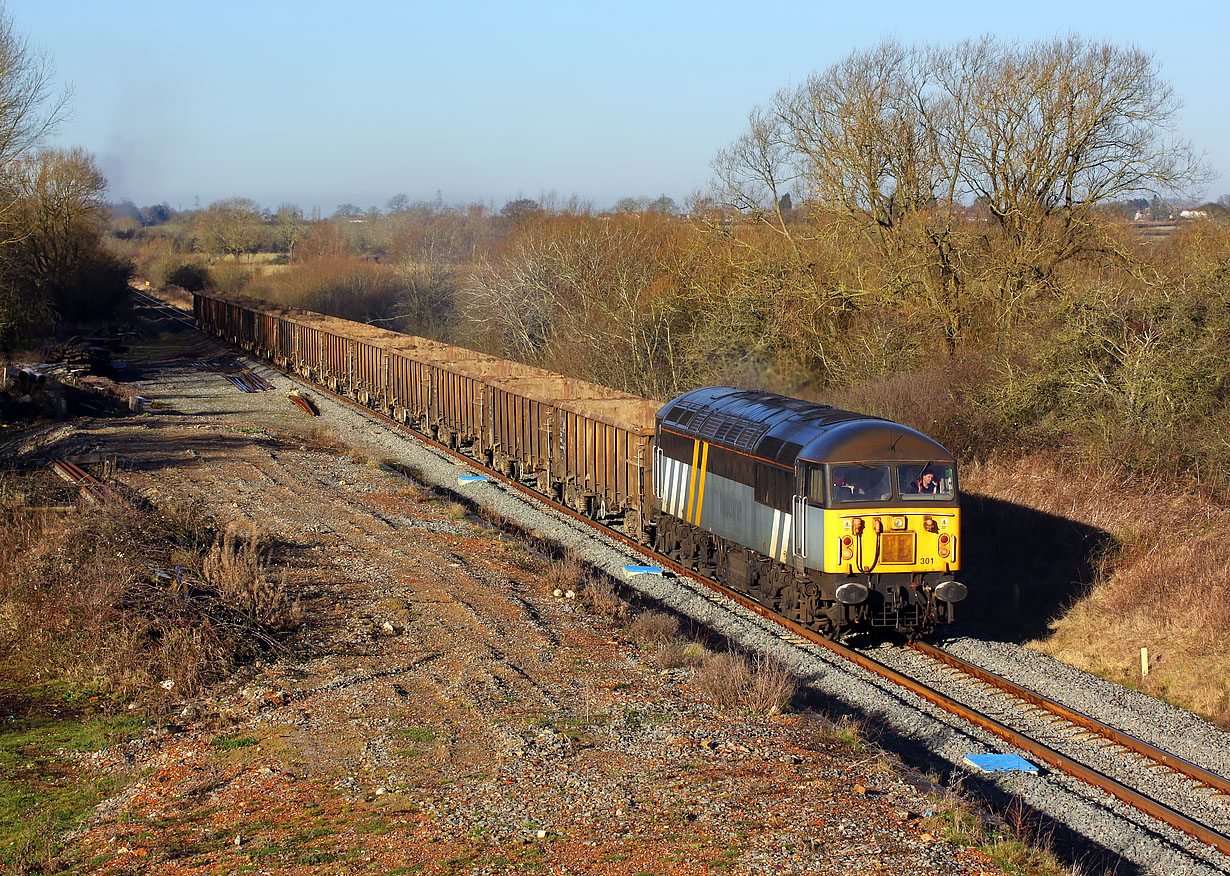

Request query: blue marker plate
[{"left": 964, "top": 753, "right": 1039, "bottom": 774}]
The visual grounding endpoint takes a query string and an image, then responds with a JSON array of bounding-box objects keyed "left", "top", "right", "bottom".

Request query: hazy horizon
[{"left": 10, "top": 0, "right": 1229, "bottom": 214}]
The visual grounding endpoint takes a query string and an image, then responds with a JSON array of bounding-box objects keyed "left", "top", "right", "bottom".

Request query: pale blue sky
[{"left": 8, "top": 0, "right": 1229, "bottom": 213}]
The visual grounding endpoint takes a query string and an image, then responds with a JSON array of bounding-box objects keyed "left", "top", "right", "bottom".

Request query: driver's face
[{"left": 921, "top": 473, "right": 935, "bottom": 485}]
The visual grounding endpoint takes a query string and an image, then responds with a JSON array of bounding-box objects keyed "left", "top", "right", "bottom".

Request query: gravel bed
[
  {"left": 867, "top": 640, "right": 1230, "bottom": 874},
  {"left": 940, "top": 633, "right": 1230, "bottom": 780},
  {"left": 131, "top": 322, "right": 1230, "bottom": 875}
]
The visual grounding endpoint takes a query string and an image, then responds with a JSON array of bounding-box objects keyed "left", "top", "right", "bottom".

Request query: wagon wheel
[{"left": 563, "top": 481, "right": 590, "bottom": 513}]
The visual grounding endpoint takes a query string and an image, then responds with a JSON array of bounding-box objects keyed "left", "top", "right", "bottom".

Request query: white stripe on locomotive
[
  {"left": 671, "top": 456, "right": 689, "bottom": 516},
  {"left": 659, "top": 455, "right": 674, "bottom": 510}
]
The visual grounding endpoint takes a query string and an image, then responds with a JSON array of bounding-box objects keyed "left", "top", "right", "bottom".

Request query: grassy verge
[
  {"left": 0, "top": 681, "right": 147, "bottom": 871},
  {"left": 966, "top": 455, "right": 1230, "bottom": 728},
  {"left": 0, "top": 468, "right": 303, "bottom": 870}
]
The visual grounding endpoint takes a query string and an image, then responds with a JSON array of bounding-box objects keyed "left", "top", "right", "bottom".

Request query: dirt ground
[{"left": 11, "top": 306, "right": 1005, "bottom": 875}]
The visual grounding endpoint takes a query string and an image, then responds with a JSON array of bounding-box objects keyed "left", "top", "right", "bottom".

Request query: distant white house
[{"left": 1179, "top": 209, "right": 1209, "bottom": 220}]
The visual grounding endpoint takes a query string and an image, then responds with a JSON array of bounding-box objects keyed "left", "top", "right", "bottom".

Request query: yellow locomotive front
[{"left": 818, "top": 461, "right": 965, "bottom": 622}]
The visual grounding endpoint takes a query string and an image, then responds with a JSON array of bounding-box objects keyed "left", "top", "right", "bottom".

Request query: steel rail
[
  {"left": 129, "top": 289, "right": 197, "bottom": 328},
  {"left": 911, "top": 641, "right": 1230, "bottom": 797},
  {"left": 50, "top": 459, "right": 123, "bottom": 506},
  {"left": 179, "top": 298, "right": 1230, "bottom": 861}
]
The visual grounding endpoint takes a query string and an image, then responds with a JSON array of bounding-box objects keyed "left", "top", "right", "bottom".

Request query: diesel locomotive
[
  {"left": 652, "top": 387, "right": 964, "bottom": 637},
  {"left": 193, "top": 289, "right": 965, "bottom": 637}
]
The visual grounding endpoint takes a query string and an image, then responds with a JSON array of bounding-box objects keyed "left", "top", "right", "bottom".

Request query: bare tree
[
  {"left": 466, "top": 234, "right": 560, "bottom": 359},
  {"left": 272, "top": 203, "right": 306, "bottom": 257},
  {"left": 712, "top": 104, "right": 799, "bottom": 239},
  {"left": 716, "top": 36, "right": 1211, "bottom": 348},
  {"left": 0, "top": 147, "right": 125, "bottom": 347},
  {"left": 465, "top": 219, "right": 686, "bottom": 396},
  {"left": 195, "top": 197, "right": 263, "bottom": 259},
  {"left": 0, "top": 3, "right": 69, "bottom": 232}
]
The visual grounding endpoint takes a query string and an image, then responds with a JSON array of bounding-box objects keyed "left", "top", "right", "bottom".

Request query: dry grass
[
  {"left": 0, "top": 474, "right": 300, "bottom": 708},
  {"left": 628, "top": 611, "right": 679, "bottom": 647},
  {"left": 805, "top": 714, "right": 872, "bottom": 753},
  {"left": 541, "top": 555, "right": 586, "bottom": 596},
  {"left": 203, "top": 521, "right": 301, "bottom": 632},
  {"left": 653, "top": 639, "right": 709, "bottom": 668},
  {"left": 966, "top": 455, "right": 1230, "bottom": 727},
  {"left": 694, "top": 651, "right": 797, "bottom": 715},
  {"left": 377, "top": 462, "right": 436, "bottom": 502},
  {"left": 580, "top": 575, "right": 626, "bottom": 619},
  {"left": 919, "top": 783, "right": 1072, "bottom": 876}
]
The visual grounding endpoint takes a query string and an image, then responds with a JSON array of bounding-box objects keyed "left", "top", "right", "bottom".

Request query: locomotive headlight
[
  {"left": 937, "top": 532, "right": 952, "bottom": 558},
  {"left": 891, "top": 516, "right": 907, "bottom": 530},
  {"left": 840, "top": 535, "right": 853, "bottom": 560}
]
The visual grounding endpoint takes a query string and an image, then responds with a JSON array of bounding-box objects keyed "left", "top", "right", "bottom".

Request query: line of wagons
[{"left": 194, "top": 289, "right": 966, "bottom": 637}]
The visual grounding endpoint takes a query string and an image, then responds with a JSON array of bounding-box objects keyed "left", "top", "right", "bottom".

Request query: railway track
[
  {"left": 130, "top": 288, "right": 197, "bottom": 328},
  {"left": 132, "top": 288, "right": 1230, "bottom": 869}
]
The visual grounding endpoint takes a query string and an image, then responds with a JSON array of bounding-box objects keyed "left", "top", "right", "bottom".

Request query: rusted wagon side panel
[
  {"left": 229, "top": 300, "right": 245, "bottom": 343},
  {"left": 295, "top": 323, "right": 322, "bottom": 374},
  {"left": 555, "top": 398, "right": 657, "bottom": 514},
  {"left": 389, "top": 351, "right": 435, "bottom": 422},
  {"left": 320, "top": 332, "right": 349, "bottom": 386},
  {"left": 255, "top": 311, "right": 278, "bottom": 355},
  {"left": 354, "top": 339, "right": 385, "bottom": 397},
  {"left": 432, "top": 366, "right": 476, "bottom": 442},
  {"left": 488, "top": 384, "right": 556, "bottom": 475},
  {"left": 422, "top": 354, "right": 543, "bottom": 445},
  {"left": 276, "top": 315, "right": 296, "bottom": 362}
]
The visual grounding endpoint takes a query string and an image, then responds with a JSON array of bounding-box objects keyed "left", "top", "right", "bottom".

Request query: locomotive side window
[
  {"left": 829, "top": 464, "right": 891, "bottom": 503},
  {"left": 754, "top": 463, "right": 794, "bottom": 511},
  {"left": 897, "top": 463, "right": 955, "bottom": 499}
]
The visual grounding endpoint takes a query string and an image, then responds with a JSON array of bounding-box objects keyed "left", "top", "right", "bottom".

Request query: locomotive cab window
[
  {"left": 897, "top": 463, "right": 955, "bottom": 499},
  {"left": 829, "top": 463, "right": 891, "bottom": 504},
  {"left": 803, "top": 464, "right": 826, "bottom": 505}
]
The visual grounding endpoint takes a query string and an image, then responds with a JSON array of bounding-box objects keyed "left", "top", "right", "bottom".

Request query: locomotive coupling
[
  {"left": 934, "top": 579, "right": 968, "bottom": 603},
  {"left": 835, "top": 581, "right": 870, "bottom": 605}
]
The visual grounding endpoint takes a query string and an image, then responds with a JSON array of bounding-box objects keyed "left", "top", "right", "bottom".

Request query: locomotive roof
[{"left": 656, "top": 387, "right": 954, "bottom": 468}]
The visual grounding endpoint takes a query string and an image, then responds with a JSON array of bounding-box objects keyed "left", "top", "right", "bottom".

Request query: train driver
[{"left": 914, "top": 468, "right": 941, "bottom": 494}]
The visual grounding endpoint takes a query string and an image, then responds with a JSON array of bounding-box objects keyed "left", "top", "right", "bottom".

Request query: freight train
[{"left": 193, "top": 290, "right": 965, "bottom": 637}]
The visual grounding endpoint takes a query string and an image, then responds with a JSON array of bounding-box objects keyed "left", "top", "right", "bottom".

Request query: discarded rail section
[{"left": 49, "top": 459, "right": 126, "bottom": 507}]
